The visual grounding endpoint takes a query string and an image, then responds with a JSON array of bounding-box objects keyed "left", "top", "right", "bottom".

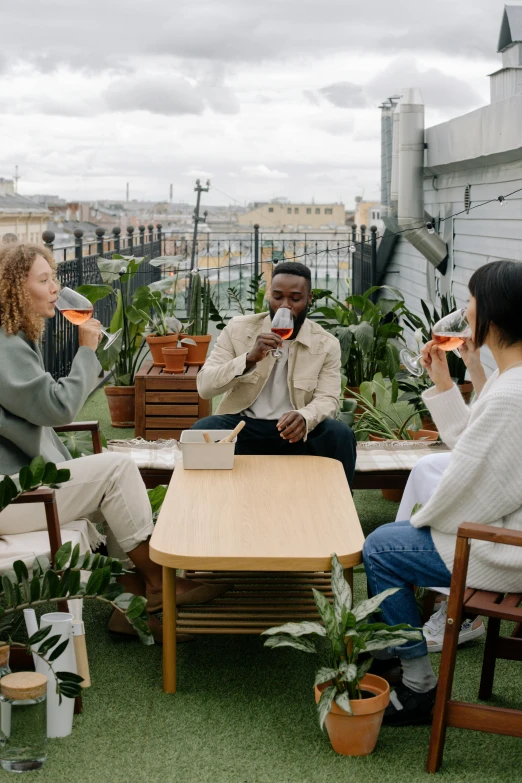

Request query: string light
[{"left": 204, "top": 182, "right": 522, "bottom": 264}]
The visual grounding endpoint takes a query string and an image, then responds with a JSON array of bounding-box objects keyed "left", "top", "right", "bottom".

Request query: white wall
[{"left": 383, "top": 157, "right": 522, "bottom": 375}]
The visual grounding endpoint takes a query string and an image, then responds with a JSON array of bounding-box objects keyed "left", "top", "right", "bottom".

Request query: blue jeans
[
  {"left": 362, "top": 520, "right": 452, "bottom": 659},
  {"left": 192, "top": 414, "right": 357, "bottom": 487}
]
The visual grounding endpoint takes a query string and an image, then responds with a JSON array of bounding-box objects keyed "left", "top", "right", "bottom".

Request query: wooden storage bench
[{"left": 135, "top": 361, "right": 211, "bottom": 440}]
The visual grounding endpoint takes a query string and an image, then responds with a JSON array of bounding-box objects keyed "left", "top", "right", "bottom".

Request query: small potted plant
[
  {"left": 263, "top": 554, "right": 423, "bottom": 757},
  {"left": 161, "top": 325, "right": 196, "bottom": 374},
  {"left": 130, "top": 282, "right": 181, "bottom": 367},
  {"left": 185, "top": 271, "right": 212, "bottom": 366}
]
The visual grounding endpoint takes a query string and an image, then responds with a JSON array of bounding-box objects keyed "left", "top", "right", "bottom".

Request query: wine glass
[
  {"left": 270, "top": 307, "right": 294, "bottom": 359},
  {"left": 401, "top": 308, "right": 472, "bottom": 377},
  {"left": 54, "top": 287, "right": 122, "bottom": 350}
]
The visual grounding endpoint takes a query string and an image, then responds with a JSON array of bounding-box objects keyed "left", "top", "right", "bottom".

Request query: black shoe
[
  {"left": 383, "top": 682, "right": 437, "bottom": 727},
  {"left": 369, "top": 656, "right": 402, "bottom": 685}
]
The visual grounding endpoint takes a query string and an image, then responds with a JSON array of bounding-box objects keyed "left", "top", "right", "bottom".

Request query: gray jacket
[{"left": 0, "top": 328, "right": 101, "bottom": 476}]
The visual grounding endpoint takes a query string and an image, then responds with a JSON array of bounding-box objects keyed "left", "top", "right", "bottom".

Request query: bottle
[{"left": 0, "top": 672, "right": 47, "bottom": 772}]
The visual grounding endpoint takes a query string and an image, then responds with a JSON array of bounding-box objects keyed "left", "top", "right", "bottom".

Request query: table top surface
[{"left": 150, "top": 455, "right": 364, "bottom": 571}]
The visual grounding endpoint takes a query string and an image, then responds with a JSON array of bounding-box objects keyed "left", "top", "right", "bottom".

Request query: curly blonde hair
[{"left": 0, "top": 244, "right": 58, "bottom": 340}]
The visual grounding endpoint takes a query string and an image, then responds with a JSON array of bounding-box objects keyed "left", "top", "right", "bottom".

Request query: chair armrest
[
  {"left": 458, "top": 522, "right": 522, "bottom": 548},
  {"left": 12, "top": 489, "right": 62, "bottom": 559},
  {"left": 54, "top": 421, "right": 103, "bottom": 455}
]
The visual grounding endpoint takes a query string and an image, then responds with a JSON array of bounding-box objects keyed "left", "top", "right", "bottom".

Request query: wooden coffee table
[{"left": 150, "top": 455, "right": 365, "bottom": 693}]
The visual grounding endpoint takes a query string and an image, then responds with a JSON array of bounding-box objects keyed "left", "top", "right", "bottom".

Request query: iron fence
[{"left": 39, "top": 223, "right": 377, "bottom": 378}]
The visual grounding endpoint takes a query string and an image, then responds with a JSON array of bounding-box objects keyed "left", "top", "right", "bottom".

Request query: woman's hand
[
  {"left": 79, "top": 319, "right": 102, "bottom": 351},
  {"left": 421, "top": 340, "right": 453, "bottom": 392},
  {"left": 459, "top": 338, "right": 481, "bottom": 370}
]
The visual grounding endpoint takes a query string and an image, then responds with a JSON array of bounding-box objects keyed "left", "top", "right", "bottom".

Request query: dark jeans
[
  {"left": 363, "top": 520, "right": 452, "bottom": 659},
  {"left": 192, "top": 414, "right": 357, "bottom": 487}
]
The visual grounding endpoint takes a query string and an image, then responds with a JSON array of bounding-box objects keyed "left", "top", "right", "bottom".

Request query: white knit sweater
[{"left": 411, "top": 367, "right": 522, "bottom": 592}]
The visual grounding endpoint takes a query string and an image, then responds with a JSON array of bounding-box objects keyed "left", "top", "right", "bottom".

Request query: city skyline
[{"left": 1, "top": 0, "right": 503, "bottom": 205}]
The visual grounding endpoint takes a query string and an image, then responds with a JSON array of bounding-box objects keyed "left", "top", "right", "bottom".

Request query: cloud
[
  {"left": 318, "top": 82, "right": 367, "bottom": 108},
  {"left": 241, "top": 165, "right": 289, "bottom": 179},
  {"left": 104, "top": 75, "right": 205, "bottom": 115},
  {"left": 366, "top": 56, "right": 483, "bottom": 110},
  {"left": 312, "top": 116, "right": 355, "bottom": 136}
]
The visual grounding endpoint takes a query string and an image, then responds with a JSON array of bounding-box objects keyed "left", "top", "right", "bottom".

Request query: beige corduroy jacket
[{"left": 197, "top": 313, "right": 341, "bottom": 435}]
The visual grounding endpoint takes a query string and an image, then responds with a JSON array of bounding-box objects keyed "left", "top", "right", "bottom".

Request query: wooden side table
[{"left": 135, "top": 361, "right": 211, "bottom": 440}]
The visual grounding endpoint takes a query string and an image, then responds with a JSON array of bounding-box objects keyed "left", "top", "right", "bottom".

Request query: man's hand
[
  {"left": 277, "top": 411, "right": 306, "bottom": 443},
  {"left": 78, "top": 319, "right": 102, "bottom": 351},
  {"left": 245, "top": 333, "right": 282, "bottom": 369}
]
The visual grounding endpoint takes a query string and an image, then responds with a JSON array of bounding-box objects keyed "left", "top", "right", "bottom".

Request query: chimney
[
  {"left": 0, "top": 178, "right": 15, "bottom": 196},
  {"left": 490, "top": 5, "right": 522, "bottom": 102}
]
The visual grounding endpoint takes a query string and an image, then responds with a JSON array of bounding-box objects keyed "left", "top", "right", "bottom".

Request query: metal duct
[
  {"left": 390, "top": 102, "right": 401, "bottom": 215},
  {"left": 397, "top": 88, "right": 448, "bottom": 274},
  {"left": 380, "top": 100, "right": 392, "bottom": 218}
]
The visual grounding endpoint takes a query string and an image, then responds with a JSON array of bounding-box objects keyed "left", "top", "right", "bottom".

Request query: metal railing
[{"left": 40, "top": 223, "right": 377, "bottom": 378}]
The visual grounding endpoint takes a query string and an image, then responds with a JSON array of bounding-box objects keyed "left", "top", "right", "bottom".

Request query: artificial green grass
[{"left": 23, "top": 391, "right": 522, "bottom": 783}]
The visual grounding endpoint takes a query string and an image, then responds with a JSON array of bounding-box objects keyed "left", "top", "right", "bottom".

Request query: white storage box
[{"left": 180, "top": 430, "right": 237, "bottom": 470}]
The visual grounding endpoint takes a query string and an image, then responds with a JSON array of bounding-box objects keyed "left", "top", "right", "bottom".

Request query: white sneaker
[{"left": 423, "top": 601, "right": 486, "bottom": 653}]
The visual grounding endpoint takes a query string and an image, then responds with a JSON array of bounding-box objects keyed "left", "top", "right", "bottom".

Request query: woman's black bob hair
[{"left": 468, "top": 259, "right": 522, "bottom": 348}]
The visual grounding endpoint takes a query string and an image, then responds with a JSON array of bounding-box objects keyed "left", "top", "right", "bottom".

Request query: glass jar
[{"left": 0, "top": 672, "right": 47, "bottom": 772}]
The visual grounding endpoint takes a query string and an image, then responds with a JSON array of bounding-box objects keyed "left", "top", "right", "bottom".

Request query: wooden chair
[{"left": 427, "top": 522, "right": 522, "bottom": 773}]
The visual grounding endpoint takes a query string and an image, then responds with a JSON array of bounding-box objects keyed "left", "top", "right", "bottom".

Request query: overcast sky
[{"left": 0, "top": 0, "right": 509, "bottom": 207}]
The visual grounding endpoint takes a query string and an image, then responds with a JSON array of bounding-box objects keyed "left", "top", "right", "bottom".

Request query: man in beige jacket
[{"left": 194, "top": 262, "right": 356, "bottom": 486}]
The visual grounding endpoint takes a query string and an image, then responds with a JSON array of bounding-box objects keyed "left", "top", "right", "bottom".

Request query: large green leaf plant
[
  {"left": 263, "top": 554, "right": 423, "bottom": 729},
  {"left": 350, "top": 372, "right": 422, "bottom": 441},
  {"left": 311, "top": 286, "right": 408, "bottom": 387},
  {"left": 78, "top": 254, "right": 150, "bottom": 386}
]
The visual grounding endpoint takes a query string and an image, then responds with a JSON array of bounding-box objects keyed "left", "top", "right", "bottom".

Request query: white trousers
[
  {"left": 0, "top": 452, "right": 154, "bottom": 554},
  {"left": 396, "top": 453, "right": 452, "bottom": 521}
]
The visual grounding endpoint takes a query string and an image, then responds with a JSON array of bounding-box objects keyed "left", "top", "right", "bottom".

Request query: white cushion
[{"left": 0, "top": 520, "right": 92, "bottom": 574}]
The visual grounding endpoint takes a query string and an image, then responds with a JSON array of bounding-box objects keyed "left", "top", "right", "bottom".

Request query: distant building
[
  {"left": 353, "top": 197, "right": 384, "bottom": 233},
  {"left": 0, "top": 179, "right": 49, "bottom": 244},
  {"left": 238, "top": 201, "right": 346, "bottom": 230}
]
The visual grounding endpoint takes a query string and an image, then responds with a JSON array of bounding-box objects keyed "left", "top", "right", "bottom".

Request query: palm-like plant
[{"left": 263, "top": 554, "right": 423, "bottom": 729}]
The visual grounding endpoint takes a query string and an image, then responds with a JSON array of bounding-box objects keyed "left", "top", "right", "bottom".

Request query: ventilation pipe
[
  {"left": 397, "top": 88, "right": 448, "bottom": 274},
  {"left": 390, "top": 102, "right": 401, "bottom": 216}
]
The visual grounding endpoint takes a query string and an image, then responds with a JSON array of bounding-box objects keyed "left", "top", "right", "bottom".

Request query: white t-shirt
[{"left": 243, "top": 342, "right": 293, "bottom": 420}]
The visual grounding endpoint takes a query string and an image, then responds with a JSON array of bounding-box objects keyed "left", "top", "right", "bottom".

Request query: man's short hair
[{"left": 271, "top": 261, "right": 312, "bottom": 290}]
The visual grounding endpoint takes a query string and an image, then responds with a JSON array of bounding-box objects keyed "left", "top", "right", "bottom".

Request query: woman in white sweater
[{"left": 363, "top": 259, "right": 522, "bottom": 727}]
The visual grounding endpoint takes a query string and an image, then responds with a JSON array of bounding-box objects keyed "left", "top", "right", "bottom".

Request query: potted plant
[
  {"left": 262, "top": 554, "right": 423, "bottom": 756},
  {"left": 311, "top": 286, "right": 408, "bottom": 398},
  {"left": 78, "top": 254, "right": 150, "bottom": 427},
  {"left": 162, "top": 330, "right": 196, "bottom": 374},
  {"left": 402, "top": 294, "right": 472, "bottom": 402},
  {"left": 396, "top": 371, "right": 437, "bottom": 431},
  {"left": 0, "top": 458, "right": 154, "bottom": 697},
  {"left": 130, "top": 281, "right": 182, "bottom": 367},
  {"left": 351, "top": 373, "right": 429, "bottom": 442},
  {"left": 185, "top": 271, "right": 212, "bottom": 366}
]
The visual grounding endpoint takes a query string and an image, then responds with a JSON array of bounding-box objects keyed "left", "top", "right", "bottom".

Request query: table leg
[
  {"left": 344, "top": 568, "right": 354, "bottom": 594},
  {"left": 162, "top": 566, "right": 177, "bottom": 694}
]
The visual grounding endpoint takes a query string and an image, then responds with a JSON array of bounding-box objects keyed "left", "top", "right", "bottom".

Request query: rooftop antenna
[
  {"left": 169, "top": 183, "right": 173, "bottom": 203},
  {"left": 13, "top": 165, "right": 20, "bottom": 194},
  {"left": 126, "top": 182, "right": 129, "bottom": 202}
]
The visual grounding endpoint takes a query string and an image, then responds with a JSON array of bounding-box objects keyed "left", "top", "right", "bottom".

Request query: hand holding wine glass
[
  {"left": 270, "top": 307, "right": 294, "bottom": 359},
  {"left": 401, "top": 308, "right": 472, "bottom": 377},
  {"left": 54, "top": 287, "right": 121, "bottom": 350}
]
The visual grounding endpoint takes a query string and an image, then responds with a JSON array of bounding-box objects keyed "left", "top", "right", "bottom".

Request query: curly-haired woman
[{"left": 0, "top": 244, "right": 227, "bottom": 640}]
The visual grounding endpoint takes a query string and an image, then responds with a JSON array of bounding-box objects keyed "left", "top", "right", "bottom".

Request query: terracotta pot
[
  {"left": 185, "top": 334, "right": 212, "bottom": 366},
  {"left": 162, "top": 347, "right": 188, "bottom": 374},
  {"left": 421, "top": 414, "right": 438, "bottom": 432},
  {"left": 146, "top": 333, "right": 179, "bottom": 367},
  {"left": 381, "top": 488, "right": 404, "bottom": 502},
  {"left": 458, "top": 381, "right": 473, "bottom": 404},
  {"left": 104, "top": 385, "right": 135, "bottom": 428},
  {"left": 314, "top": 674, "right": 390, "bottom": 756},
  {"left": 407, "top": 428, "right": 439, "bottom": 441}
]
